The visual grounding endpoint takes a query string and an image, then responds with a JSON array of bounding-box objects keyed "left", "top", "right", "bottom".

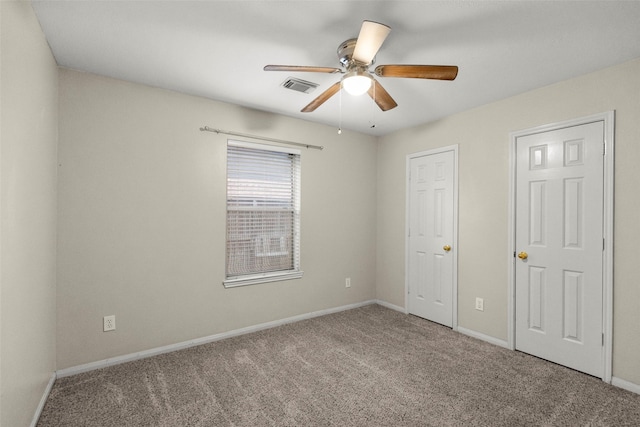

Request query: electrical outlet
[
  {"left": 345, "top": 277, "right": 351, "bottom": 288},
  {"left": 475, "top": 298, "right": 484, "bottom": 312},
  {"left": 103, "top": 315, "right": 116, "bottom": 332}
]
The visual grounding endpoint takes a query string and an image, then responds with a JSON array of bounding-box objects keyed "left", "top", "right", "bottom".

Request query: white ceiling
[{"left": 32, "top": 1, "right": 640, "bottom": 136}]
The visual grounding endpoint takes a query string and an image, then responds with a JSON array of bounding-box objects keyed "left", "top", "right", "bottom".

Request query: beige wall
[
  {"left": 376, "top": 58, "right": 640, "bottom": 385},
  {"left": 0, "top": 1, "right": 59, "bottom": 426},
  {"left": 57, "top": 68, "right": 378, "bottom": 369}
]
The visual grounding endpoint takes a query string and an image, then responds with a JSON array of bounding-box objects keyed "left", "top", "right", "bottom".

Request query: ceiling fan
[{"left": 264, "top": 20, "right": 458, "bottom": 113}]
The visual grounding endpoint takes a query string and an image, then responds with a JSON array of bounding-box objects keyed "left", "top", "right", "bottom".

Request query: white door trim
[
  {"left": 507, "top": 111, "right": 614, "bottom": 382},
  {"left": 405, "top": 145, "right": 459, "bottom": 330}
]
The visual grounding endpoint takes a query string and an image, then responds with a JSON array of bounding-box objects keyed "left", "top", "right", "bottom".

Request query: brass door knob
[
  {"left": 517, "top": 251, "right": 528, "bottom": 260},
  {"left": 443, "top": 245, "right": 452, "bottom": 252}
]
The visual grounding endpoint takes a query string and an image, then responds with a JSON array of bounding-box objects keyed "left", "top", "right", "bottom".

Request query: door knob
[
  {"left": 443, "top": 245, "right": 451, "bottom": 252},
  {"left": 517, "top": 251, "right": 528, "bottom": 260}
]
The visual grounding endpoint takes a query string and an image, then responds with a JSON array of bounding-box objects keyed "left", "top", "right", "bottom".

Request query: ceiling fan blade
[
  {"left": 264, "top": 65, "right": 342, "bottom": 73},
  {"left": 374, "top": 65, "right": 459, "bottom": 80},
  {"left": 352, "top": 21, "right": 391, "bottom": 65},
  {"left": 368, "top": 79, "right": 398, "bottom": 111},
  {"left": 301, "top": 81, "right": 341, "bottom": 112}
]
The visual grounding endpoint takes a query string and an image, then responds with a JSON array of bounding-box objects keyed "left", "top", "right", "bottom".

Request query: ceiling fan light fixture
[
  {"left": 264, "top": 20, "right": 457, "bottom": 113},
  {"left": 342, "top": 71, "right": 372, "bottom": 96}
]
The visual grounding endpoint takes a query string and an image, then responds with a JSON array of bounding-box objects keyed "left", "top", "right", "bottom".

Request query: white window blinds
[{"left": 224, "top": 140, "right": 302, "bottom": 287}]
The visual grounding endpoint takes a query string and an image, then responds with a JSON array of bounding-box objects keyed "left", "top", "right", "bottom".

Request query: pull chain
[
  {"left": 338, "top": 82, "right": 343, "bottom": 135},
  {"left": 370, "top": 81, "right": 376, "bottom": 129}
]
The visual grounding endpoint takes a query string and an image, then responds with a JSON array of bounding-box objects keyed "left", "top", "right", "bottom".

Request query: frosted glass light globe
[{"left": 342, "top": 72, "right": 372, "bottom": 96}]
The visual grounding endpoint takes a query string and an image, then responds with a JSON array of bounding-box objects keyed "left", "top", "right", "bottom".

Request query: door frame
[
  {"left": 405, "top": 145, "right": 459, "bottom": 331},
  {"left": 507, "top": 111, "right": 614, "bottom": 382}
]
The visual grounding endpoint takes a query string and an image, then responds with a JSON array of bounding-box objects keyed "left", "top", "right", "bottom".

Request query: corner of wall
[{"left": 1, "top": 1, "right": 59, "bottom": 425}]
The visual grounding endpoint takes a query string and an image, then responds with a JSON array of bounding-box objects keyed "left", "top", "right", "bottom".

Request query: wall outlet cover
[{"left": 103, "top": 315, "right": 116, "bottom": 331}]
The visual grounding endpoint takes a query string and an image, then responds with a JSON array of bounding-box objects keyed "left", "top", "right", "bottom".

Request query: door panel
[
  {"left": 528, "top": 266, "right": 545, "bottom": 332},
  {"left": 563, "top": 270, "right": 583, "bottom": 342},
  {"left": 515, "top": 122, "right": 604, "bottom": 377},
  {"left": 408, "top": 150, "right": 455, "bottom": 327},
  {"left": 529, "top": 181, "right": 546, "bottom": 245}
]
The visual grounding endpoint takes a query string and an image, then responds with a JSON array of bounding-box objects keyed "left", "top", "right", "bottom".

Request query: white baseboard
[
  {"left": 612, "top": 376, "right": 640, "bottom": 395},
  {"left": 57, "top": 300, "right": 377, "bottom": 378},
  {"left": 457, "top": 326, "right": 510, "bottom": 349},
  {"left": 375, "top": 299, "right": 406, "bottom": 313},
  {"left": 31, "top": 372, "right": 56, "bottom": 427}
]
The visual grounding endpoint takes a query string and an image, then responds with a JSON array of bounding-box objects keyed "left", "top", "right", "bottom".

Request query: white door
[
  {"left": 515, "top": 121, "right": 604, "bottom": 377},
  {"left": 408, "top": 149, "right": 456, "bottom": 327}
]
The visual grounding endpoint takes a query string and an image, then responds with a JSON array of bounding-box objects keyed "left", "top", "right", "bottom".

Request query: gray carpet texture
[{"left": 38, "top": 304, "right": 640, "bottom": 426}]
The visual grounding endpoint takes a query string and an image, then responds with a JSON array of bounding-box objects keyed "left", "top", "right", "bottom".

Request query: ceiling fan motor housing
[{"left": 338, "top": 38, "right": 374, "bottom": 69}]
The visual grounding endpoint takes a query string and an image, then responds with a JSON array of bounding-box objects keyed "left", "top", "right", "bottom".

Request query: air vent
[{"left": 281, "top": 77, "right": 319, "bottom": 94}]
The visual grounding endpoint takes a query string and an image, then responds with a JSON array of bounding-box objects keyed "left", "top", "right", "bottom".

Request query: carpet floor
[{"left": 38, "top": 304, "right": 640, "bottom": 426}]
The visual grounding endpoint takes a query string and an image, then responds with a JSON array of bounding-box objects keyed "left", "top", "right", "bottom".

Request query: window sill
[{"left": 223, "top": 270, "right": 304, "bottom": 288}]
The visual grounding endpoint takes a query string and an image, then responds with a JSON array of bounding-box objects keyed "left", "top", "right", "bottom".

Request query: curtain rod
[{"left": 199, "top": 126, "right": 324, "bottom": 151}]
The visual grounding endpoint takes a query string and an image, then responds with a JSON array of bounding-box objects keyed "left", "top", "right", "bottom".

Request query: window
[{"left": 224, "top": 140, "right": 302, "bottom": 287}]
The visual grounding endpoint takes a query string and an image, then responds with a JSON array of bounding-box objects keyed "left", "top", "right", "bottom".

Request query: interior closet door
[
  {"left": 514, "top": 121, "right": 604, "bottom": 377},
  {"left": 408, "top": 148, "right": 456, "bottom": 327}
]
